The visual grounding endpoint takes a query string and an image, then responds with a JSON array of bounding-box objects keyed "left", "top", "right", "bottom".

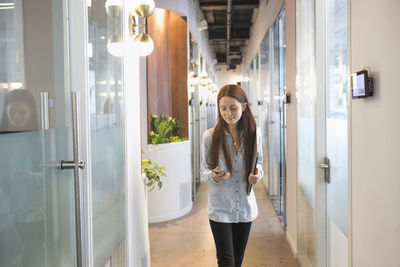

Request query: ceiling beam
[
  {"left": 200, "top": 4, "right": 258, "bottom": 11},
  {"left": 208, "top": 22, "right": 252, "bottom": 29}
]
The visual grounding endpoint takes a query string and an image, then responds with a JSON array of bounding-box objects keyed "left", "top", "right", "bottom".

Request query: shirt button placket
[{"left": 234, "top": 154, "right": 240, "bottom": 220}]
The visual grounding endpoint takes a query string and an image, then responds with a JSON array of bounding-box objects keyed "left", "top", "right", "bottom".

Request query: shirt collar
[{"left": 224, "top": 130, "right": 244, "bottom": 142}]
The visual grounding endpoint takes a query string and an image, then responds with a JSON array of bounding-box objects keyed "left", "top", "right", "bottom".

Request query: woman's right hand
[{"left": 211, "top": 166, "right": 230, "bottom": 183}]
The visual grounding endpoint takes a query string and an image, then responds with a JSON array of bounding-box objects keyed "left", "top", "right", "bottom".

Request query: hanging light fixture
[
  {"left": 128, "top": 0, "right": 156, "bottom": 56},
  {"left": 188, "top": 71, "right": 199, "bottom": 87},
  {"left": 132, "top": 33, "right": 154, "bottom": 56},
  {"left": 134, "top": 0, "right": 155, "bottom": 17},
  {"left": 199, "top": 72, "right": 209, "bottom": 87}
]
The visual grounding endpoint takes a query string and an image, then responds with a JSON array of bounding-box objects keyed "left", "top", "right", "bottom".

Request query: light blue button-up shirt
[{"left": 200, "top": 127, "right": 264, "bottom": 223}]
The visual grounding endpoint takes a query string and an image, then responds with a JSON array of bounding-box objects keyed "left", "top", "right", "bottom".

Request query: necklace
[{"left": 233, "top": 139, "right": 240, "bottom": 146}]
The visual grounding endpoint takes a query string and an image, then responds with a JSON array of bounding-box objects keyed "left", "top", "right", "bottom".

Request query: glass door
[
  {"left": 0, "top": 0, "right": 128, "bottom": 266},
  {"left": 324, "top": 0, "right": 348, "bottom": 265},
  {"left": 0, "top": 0, "right": 79, "bottom": 266}
]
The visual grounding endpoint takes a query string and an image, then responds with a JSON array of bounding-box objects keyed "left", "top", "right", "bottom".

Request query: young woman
[{"left": 200, "top": 84, "right": 264, "bottom": 267}]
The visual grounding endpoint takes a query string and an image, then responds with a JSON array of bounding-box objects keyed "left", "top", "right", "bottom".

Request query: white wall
[
  {"left": 216, "top": 68, "right": 242, "bottom": 89},
  {"left": 350, "top": 1, "right": 400, "bottom": 266},
  {"left": 242, "top": 0, "right": 285, "bottom": 68},
  {"left": 155, "top": 0, "right": 217, "bottom": 79},
  {"left": 124, "top": 10, "right": 150, "bottom": 267},
  {"left": 284, "top": 0, "right": 297, "bottom": 256}
]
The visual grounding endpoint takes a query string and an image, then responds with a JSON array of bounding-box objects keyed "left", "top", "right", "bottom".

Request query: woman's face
[
  {"left": 6, "top": 100, "right": 32, "bottom": 129},
  {"left": 219, "top": 96, "right": 246, "bottom": 126}
]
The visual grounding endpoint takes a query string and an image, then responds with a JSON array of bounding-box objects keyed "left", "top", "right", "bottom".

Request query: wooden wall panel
[
  {"left": 147, "top": 9, "right": 188, "bottom": 141},
  {"left": 168, "top": 14, "right": 188, "bottom": 139},
  {"left": 147, "top": 10, "right": 171, "bottom": 133}
]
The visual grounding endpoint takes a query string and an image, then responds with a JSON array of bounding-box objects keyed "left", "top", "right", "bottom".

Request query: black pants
[{"left": 209, "top": 220, "right": 252, "bottom": 267}]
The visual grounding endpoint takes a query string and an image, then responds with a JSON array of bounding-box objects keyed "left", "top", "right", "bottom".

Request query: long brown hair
[{"left": 209, "top": 84, "right": 257, "bottom": 177}]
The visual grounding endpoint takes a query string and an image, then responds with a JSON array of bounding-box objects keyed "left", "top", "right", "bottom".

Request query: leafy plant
[
  {"left": 169, "top": 135, "right": 184, "bottom": 143},
  {"left": 169, "top": 117, "right": 182, "bottom": 137},
  {"left": 141, "top": 158, "right": 167, "bottom": 192},
  {"left": 150, "top": 114, "right": 183, "bottom": 144}
]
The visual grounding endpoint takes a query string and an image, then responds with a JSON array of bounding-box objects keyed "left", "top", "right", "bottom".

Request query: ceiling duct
[
  {"left": 198, "top": 19, "right": 208, "bottom": 31},
  {"left": 226, "top": 0, "right": 232, "bottom": 66}
]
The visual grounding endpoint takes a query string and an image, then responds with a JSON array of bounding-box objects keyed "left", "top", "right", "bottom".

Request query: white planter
[{"left": 143, "top": 141, "right": 193, "bottom": 223}]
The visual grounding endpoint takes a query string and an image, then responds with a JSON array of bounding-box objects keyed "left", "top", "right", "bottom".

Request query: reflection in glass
[
  {"left": 249, "top": 55, "right": 258, "bottom": 121},
  {"left": 0, "top": 89, "right": 38, "bottom": 133},
  {"left": 88, "top": 1, "right": 126, "bottom": 266},
  {"left": 0, "top": 0, "right": 25, "bottom": 90},
  {"left": 260, "top": 29, "right": 271, "bottom": 202}
]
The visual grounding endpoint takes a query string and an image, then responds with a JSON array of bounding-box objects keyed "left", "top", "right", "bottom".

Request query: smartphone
[{"left": 212, "top": 169, "right": 225, "bottom": 175}]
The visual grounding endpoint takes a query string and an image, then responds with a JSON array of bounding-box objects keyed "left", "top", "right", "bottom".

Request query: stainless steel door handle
[
  {"left": 319, "top": 157, "right": 330, "bottom": 183},
  {"left": 60, "top": 160, "right": 86, "bottom": 169},
  {"left": 60, "top": 92, "right": 86, "bottom": 267},
  {"left": 40, "top": 92, "right": 49, "bottom": 130}
]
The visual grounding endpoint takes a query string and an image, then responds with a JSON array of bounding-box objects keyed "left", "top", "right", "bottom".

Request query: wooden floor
[{"left": 149, "top": 181, "right": 300, "bottom": 267}]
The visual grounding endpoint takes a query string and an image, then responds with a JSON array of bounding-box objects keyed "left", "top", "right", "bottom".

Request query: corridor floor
[{"left": 149, "top": 181, "right": 300, "bottom": 267}]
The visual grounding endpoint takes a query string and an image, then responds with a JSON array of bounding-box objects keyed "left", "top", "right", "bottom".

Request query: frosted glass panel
[
  {"left": 88, "top": 1, "right": 126, "bottom": 266},
  {"left": 91, "top": 127, "right": 126, "bottom": 267},
  {"left": 325, "top": 0, "right": 348, "bottom": 235},
  {"left": 325, "top": 0, "right": 348, "bottom": 265},
  {"left": 0, "top": 129, "right": 76, "bottom": 267},
  {"left": 296, "top": 0, "right": 317, "bottom": 265}
]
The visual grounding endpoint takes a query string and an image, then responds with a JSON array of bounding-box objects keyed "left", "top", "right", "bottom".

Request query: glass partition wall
[
  {"left": 88, "top": 1, "right": 126, "bottom": 266},
  {"left": 259, "top": 6, "right": 287, "bottom": 228}
]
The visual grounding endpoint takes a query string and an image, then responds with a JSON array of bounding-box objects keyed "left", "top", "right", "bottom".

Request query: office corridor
[{"left": 149, "top": 182, "right": 300, "bottom": 267}]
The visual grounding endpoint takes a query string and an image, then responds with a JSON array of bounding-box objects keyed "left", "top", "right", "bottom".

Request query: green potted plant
[
  {"left": 149, "top": 114, "right": 184, "bottom": 144},
  {"left": 141, "top": 155, "right": 167, "bottom": 192},
  {"left": 144, "top": 114, "right": 192, "bottom": 223}
]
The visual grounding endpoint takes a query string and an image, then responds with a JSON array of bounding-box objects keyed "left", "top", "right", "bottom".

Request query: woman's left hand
[{"left": 248, "top": 168, "right": 259, "bottom": 185}]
